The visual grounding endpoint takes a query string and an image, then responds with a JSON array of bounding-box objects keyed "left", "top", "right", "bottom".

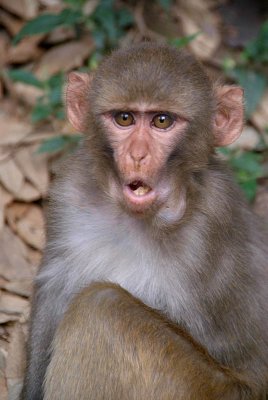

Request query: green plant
[
  {"left": 242, "top": 20, "right": 268, "bottom": 64},
  {"left": 224, "top": 19, "right": 268, "bottom": 118},
  {"left": 218, "top": 148, "right": 264, "bottom": 202},
  {"left": 170, "top": 32, "right": 200, "bottom": 48},
  {"left": 157, "top": 0, "right": 173, "bottom": 11},
  {"left": 14, "top": 0, "right": 134, "bottom": 54},
  {"left": 38, "top": 134, "right": 82, "bottom": 153},
  {"left": 8, "top": 69, "right": 65, "bottom": 122},
  {"left": 10, "top": 0, "right": 201, "bottom": 155}
]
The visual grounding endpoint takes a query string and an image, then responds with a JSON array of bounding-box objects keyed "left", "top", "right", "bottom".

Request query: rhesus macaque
[
  {"left": 22, "top": 43, "right": 268, "bottom": 399},
  {"left": 44, "top": 282, "right": 254, "bottom": 400}
]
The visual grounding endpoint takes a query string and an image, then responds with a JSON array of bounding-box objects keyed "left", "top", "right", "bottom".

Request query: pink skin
[
  {"left": 123, "top": 185, "right": 156, "bottom": 207},
  {"left": 102, "top": 107, "right": 188, "bottom": 214},
  {"left": 66, "top": 75, "right": 243, "bottom": 219},
  {"left": 109, "top": 174, "right": 173, "bottom": 214}
]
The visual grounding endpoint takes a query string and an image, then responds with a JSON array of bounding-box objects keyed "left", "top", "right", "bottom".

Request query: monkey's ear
[
  {"left": 213, "top": 86, "right": 244, "bottom": 147},
  {"left": 66, "top": 72, "right": 92, "bottom": 132}
]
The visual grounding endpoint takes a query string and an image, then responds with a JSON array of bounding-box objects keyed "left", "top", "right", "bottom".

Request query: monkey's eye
[
  {"left": 152, "top": 114, "right": 174, "bottom": 129},
  {"left": 114, "top": 112, "right": 134, "bottom": 127}
]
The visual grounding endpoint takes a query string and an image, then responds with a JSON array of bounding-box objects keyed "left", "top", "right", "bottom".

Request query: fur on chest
[{"left": 43, "top": 204, "right": 197, "bottom": 321}]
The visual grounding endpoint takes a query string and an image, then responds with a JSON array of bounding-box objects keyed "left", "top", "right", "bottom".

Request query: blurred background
[{"left": 0, "top": 0, "right": 267, "bottom": 398}]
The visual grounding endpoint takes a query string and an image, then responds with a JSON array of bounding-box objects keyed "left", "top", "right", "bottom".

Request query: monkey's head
[{"left": 66, "top": 43, "right": 243, "bottom": 223}]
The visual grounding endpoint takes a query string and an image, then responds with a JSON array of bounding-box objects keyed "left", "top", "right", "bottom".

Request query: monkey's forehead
[{"left": 91, "top": 43, "right": 213, "bottom": 118}]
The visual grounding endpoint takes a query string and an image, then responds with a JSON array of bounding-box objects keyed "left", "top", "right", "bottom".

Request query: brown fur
[
  {"left": 22, "top": 43, "right": 268, "bottom": 400},
  {"left": 44, "top": 282, "right": 254, "bottom": 400}
]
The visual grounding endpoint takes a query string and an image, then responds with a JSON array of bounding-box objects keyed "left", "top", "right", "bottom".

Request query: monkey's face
[
  {"left": 99, "top": 106, "right": 188, "bottom": 215},
  {"left": 66, "top": 44, "right": 244, "bottom": 222}
]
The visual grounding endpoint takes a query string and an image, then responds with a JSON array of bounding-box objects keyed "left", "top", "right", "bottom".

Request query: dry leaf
[
  {"left": 8, "top": 379, "right": 24, "bottom": 400},
  {"left": 0, "top": 114, "right": 32, "bottom": 146},
  {"left": 45, "top": 26, "right": 75, "bottom": 44},
  {"left": 0, "top": 159, "right": 24, "bottom": 196},
  {"left": 26, "top": 248, "right": 42, "bottom": 270},
  {"left": 5, "top": 203, "right": 29, "bottom": 232},
  {"left": 39, "top": 0, "right": 63, "bottom": 7},
  {"left": 6, "top": 323, "right": 26, "bottom": 378},
  {"left": 0, "top": 78, "right": 3, "bottom": 100},
  {"left": 15, "top": 145, "right": 49, "bottom": 196},
  {"left": 21, "top": 130, "right": 56, "bottom": 144},
  {"left": 0, "top": 31, "right": 9, "bottom": 68},
  {"left": 0, "top": 226, "right": 33, "bottom": 281},
  {"left": 0, "top": 313, "right": 19, "bottom": 324},
  {"left": 6, "top": 203, "right": 45, "bottom": 250},
  {"left": 1, "top": 281, "right": 32, "bottom": 298},
  {"left": 7, "top": 36, "right": 43, "bottom": 64},
  {"left": 0, "top": 184, "right": 13, "bottom": 231},
  {"left": 17, "top": 210, "right": 45, "bottom": 250},
  {"left": 6, "top": 323, "right": 26, "bottom": 400},
  {"left": 16, "top": 205, "right": 45, "bottom": 251},
  {"left": 0, "top": 291, "right": 29, "bottom": 318},
  {"left": 0, "top": 77, "right": 4, "bottom": 100},
  {"left": 4, "top": 79, "right": 44, "bottom": 107},
  {"left": 0, "top": 347, "right": 7, "bottom": 370},
  {"left": 0, "top": 348, "right": 8, "bottom": 400},
  {"left": 35, "top": 38, "right": 94, "bottom": 79},
  {"left": 176, "top": 0, "right": 220, "bottom": 60},
  {"left": 251, "top": 90, "right": 268, "bottom": 133},
  {"left": 0, "top": 10, "right": 23, "bottom": 36},
  {"left": 16, "top": 181, "right": 41, "bottom": 202},
  {"left": 253, "top": 186, "right": 268, "bottom": 220},
  {"left": 229, "top": 126, "right": 259, "bottom": 151},
  {"left": 0, "top": 327, "right": 8, "bottom": 342},
  {"left": 83, "top": 0, "right": 99, "bottom": 16},
  {"left": 0, "top": 377, "right": 8, "bottom": 400},
  {"left": 0, "top": 0, "right": 38, "bottom": 20}
]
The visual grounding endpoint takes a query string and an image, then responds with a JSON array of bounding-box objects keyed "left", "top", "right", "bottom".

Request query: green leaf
[
  {"left": 157, "top": 0, "right": 173, "bottom": 10},
  {"left": 218, "top": 148, "right": 263, "bottom": 202},
  {"left": 32, "top": 103, "right": 52, "bottom": 122},
  {"left": 95, "top": 9, "right": 118, "bottom": 42},
  {"left": 38, "top": 134, "right": 82, "bottom": 153},
  {"left": 217, "top": 147, "right": 232, "bottom": 157},
  {"left": 91, "top": 29, "right": 106, "bottom": 49},
  {"left": 48, "top": 87, "right": 62, "bottom": 105},
  {"left": 46, "top": 74, "right": 64, "bottom": 105},
  {"left": 88, "top": 51, "right": 103, "bottom": 69},
  {"left": 229, "top": 67, "right": 267, "bottom": 117},
  {"left": 239, "top": 179, "right": 258, "bottom": 202},
  {"left": 63, "top": 0, "right": 87, "bottom": 9},
  {"left": 46, "top": 73, "right": 64, "bottom": 88},
  {"left": 170, "top": 32, "right": 200, "bottom": 48},
  {"left": 89, "top": 0, "right": 133, "bottom": 50},
  {"left": 8, "top": 69, "right": 43, "bottom": 88},
  {"left": 230, "top": 152, "right": 262, "bottom": 176},
  {"left": 66, "top": 134, "right": 82, "bottom": 145},
  {"left": 117, "top": 9, "right": 134, "bottom": 28},
  {"left": 55, "top": 109, "right": 66, "bottom": 120},
  {"left": 13, "top": 9, "right": 82, "bottom": 44},
  {"left": 38, "top": 135, "right": 67, "bottom": 153},
  {"left": 243, "top": 20, "right": 268, "bottom": 63}
]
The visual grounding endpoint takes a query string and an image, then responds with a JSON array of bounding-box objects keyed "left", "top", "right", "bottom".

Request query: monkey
[
  {"left": 22, "top": 43, "right": 268, "bottom": 399},
  {"left": 43, "top": 282, "right": 255, "bottom": 400}
]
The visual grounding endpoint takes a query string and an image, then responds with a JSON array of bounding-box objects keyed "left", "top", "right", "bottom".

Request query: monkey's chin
[{"left": 122, "top": 185, "right": 157, "bottom": 213}]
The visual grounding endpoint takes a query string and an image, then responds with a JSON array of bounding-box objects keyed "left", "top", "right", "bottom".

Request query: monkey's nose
[{"left": 129, "top": 142, "right": 149, "bottom": 164}]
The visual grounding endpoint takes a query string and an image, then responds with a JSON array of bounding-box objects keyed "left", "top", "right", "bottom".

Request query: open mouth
[
  {"left": 123, "top": 180, "right": 156, "bottom": 209},
  {"left": 128, "top": 181, "right": 151, "bottom": 196}
]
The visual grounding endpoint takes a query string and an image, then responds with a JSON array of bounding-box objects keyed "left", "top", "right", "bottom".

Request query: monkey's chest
[
  {"left": 64, "top": 224, "right": 190, "bottom": 324},
  {"left": 60, "top": 206, "right": 207, "bottom": 327}
]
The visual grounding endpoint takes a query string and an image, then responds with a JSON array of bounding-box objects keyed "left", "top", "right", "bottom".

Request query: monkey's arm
[
  {"left": 44, "top": 282, "right": 254, "bottom": 400},
  {"left": 21, "top": 283, "right": 62, "bottom": 400}
]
